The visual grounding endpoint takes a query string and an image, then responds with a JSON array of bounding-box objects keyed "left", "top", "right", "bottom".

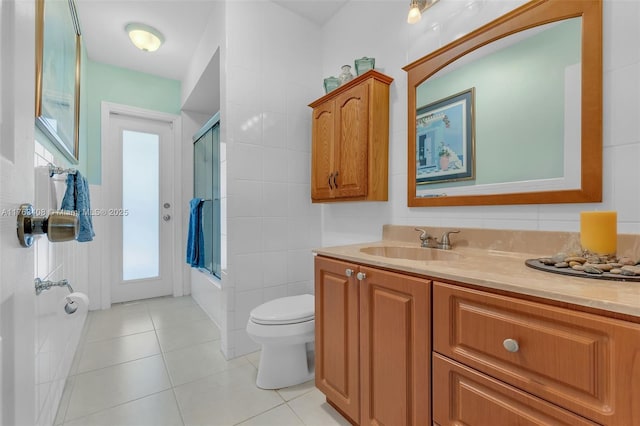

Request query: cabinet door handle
[
  {"left": 333, "top": 171, "right": 339, "bottom": 189},
  {"left": 345, "top": 268, "right": 354, "bottom": 277},
  {"left": 356, "top": 272, "right": 366, "bottom": 281},
  {"left": 503, "top": 338, "right": 520, "bottom": 353},
  {"left": 328, "top": 173, "right": 334, "bottom": 189}
]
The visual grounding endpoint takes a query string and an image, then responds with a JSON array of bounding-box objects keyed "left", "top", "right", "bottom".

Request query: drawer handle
[
  {"left": 345, "top": 268, "right": 354, "bottom": 277},
  {"left": 356, "top": 272, "right": 367, "bottom": 281},
  {"left": 503, "top": 338, "right": 520, "bottom": 353}
]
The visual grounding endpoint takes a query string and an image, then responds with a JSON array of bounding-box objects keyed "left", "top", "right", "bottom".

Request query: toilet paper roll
[{"left": 60, "top": 292, "right": 89, "bottom": 318}]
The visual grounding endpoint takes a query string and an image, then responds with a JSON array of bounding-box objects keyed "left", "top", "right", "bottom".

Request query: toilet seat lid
[{"left": 250, "top": 294, "right": 314, "bottom": 325}]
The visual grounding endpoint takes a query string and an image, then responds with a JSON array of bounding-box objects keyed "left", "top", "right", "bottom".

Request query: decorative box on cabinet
[
  {"left": 314, "top": 256, "right": 430, "bottom": 426},
  {"left": 309, "top": 70, "right": 393, "bottom": 203},
  {"left": 433, "top": 281, "right": 640, "bottom": 426}
]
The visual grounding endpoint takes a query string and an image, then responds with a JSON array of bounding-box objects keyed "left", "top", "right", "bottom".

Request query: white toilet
[{"left": 246, "top": 294, "right": 315, "bottom": 389}]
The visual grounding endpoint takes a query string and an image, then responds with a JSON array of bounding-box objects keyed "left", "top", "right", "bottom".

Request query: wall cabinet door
[
  {"left": 311, "top": 101, "right": 335, "bottom": 200},
  {"left": 332, "top": 83, "right": 368, "bottom": 199},
  {"left": 314, "top": 256, "right": 360, "bottom": 424},
  {"left": 359, "top": 266, "right": 430, "bottom": 426}
]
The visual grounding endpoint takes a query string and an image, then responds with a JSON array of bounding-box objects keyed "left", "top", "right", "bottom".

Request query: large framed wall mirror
[
  {"left": 404, "top": 0, "right": 602, "bottom": 207},
  {"left": 35, "top": 0, "right": 82, "bottom": 162}
]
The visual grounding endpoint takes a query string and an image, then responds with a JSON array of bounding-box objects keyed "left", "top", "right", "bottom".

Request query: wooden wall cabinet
[
  {"left": 309, "top": 70, "right": 393, "bottom": 203},
  {"left": 314, "top": 256, "right": 430, "bottom": 425}
]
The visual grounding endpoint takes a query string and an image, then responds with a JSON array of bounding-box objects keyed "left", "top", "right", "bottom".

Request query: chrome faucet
[
  {"left": 414, "top": 228, "right": 460, "bottom": 250},
  {"left": 437, "top": 230, "right": 460, "bottom": 250},
  {"left": 414, "top": 228, "right": 434, "bottom": 248}
]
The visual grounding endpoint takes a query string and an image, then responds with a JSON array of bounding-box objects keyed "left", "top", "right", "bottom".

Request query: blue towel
[
  {"left": 186, "top": 198, "right": 205, "bottom": 267},
  {"left": 61, "top": 171, "right": 95, "bottom": 242}
]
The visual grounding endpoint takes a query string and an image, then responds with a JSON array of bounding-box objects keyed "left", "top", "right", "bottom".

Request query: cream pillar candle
[{"left": 580, "top": 211, "right": 617, "bottom": 255}]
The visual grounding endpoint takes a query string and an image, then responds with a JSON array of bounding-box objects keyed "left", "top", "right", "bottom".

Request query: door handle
[
  {"left": 163, "top": 214, "right": 171, "bottom": 221},
  {"left": 333, "top": 171, "right": 339, "bottom": 189},
  {"left": 328, "top": 172, "right": 334, "bottom": 189}
]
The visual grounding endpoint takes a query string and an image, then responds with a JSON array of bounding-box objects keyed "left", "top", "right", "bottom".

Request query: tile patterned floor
[{"left": 55, "top": 296, "right": 350, "bottom": 426}]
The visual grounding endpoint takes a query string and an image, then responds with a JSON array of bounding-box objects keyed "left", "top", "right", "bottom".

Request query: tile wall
[
  {"left": 33, "top": 144, "right": 91, "bottom": 426},
  {"left": 221, "top": 1, "right": 322, "bottom": 357}
]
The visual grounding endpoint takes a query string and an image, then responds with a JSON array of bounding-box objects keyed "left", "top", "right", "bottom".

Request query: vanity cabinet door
[
  {"left": 359, "top": 267, "right": 430, "bottom": 426},
  {"left": 314, "top": 256, "right": 360, "bottom": 424},
  {"left": 433, "top": 353, "right": 599, "bottom": 426}
]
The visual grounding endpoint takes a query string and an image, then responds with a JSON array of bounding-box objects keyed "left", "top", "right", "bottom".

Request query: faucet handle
[
  {"left": 439, "top": 230, "right": 460, "bottom": 249},
  {"left": 414, "top": 228, "right": 432, "bottom": 247}
]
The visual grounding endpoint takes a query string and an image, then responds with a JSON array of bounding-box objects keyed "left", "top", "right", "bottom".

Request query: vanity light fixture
[
  {"left": 125, "top": 23, "right": 164, "bottom": 52},
  {"left": 407, "top": 0, "right": 440, "bottom": 24}
]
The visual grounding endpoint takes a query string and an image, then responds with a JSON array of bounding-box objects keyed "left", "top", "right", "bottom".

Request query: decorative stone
[
  {"left": 539, "top": 258, "right": 556, "bottom": 265},
  {"left": 610, "top": 268, "right": 622, "bottom": 274},
  {"left": 586, "top": 256, "right": 603, "bottom": 264},
  {"left": 571, "top": 265, "right": 585, "bottom": 271},
  {"left": 583, "top": 265, "right": 603, "bottom": 274},
  {"left": 564, "top": 256, "right": 586, "bottom": 264},
  {"left": 551, "top": 253, "right": 567, "bottom": 264},
  {"left": 554, "top": 262, "right": 569, "bottom": 268},
  {"left": 591, "top": 263, "right": 613, "bottom": 272},
  {"left": 619, "top": 257, "right": 635, "bottom": 266},
  {"left": 608, "top": 262, "right": 622, "bottom": 268},
  {"left": 620, "top": 268, "right": 636, "bottom": 276},
  {"left": 569, "top": 261, "right": 582, "bottom": 267}
]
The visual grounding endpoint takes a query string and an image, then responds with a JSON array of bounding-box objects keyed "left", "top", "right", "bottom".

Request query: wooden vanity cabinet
[
  {"left": 314, "top": 256, "right": 430, "bottom": 425},
  {"left": 309, "top": 70, "right": 392, "bottom": 203},
  {"left": 432, "top": 281, "right": 640, "bottom": 426}
]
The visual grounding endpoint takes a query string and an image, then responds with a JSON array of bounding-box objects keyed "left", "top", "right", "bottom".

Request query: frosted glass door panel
[{"left": 122, "top": 130, "right": 160, "bottom": 281}]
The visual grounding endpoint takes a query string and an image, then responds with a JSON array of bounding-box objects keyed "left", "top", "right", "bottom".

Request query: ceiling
[{"left": 76, "top": 0, "right": 348, "bottom": 82}]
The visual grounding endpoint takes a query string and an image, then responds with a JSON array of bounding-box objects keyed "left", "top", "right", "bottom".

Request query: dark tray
[{"left": 525, "top": 259, "right": 640, "bottom": 282}]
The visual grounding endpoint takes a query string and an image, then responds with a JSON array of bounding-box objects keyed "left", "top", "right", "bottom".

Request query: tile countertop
[{"left": 313, "top": 226, "right": 640, "bottom": 319}]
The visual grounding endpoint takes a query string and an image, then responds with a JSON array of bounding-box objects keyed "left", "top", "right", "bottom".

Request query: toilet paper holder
[
  {"left": 34, "top": 278, "right": 82, "bottom": 314},
  {"left": 34, "top": 277, "right": 74, "bottom": 295},
  {"left": 17, "top": 203, "right": 79, "bottom": 247}
]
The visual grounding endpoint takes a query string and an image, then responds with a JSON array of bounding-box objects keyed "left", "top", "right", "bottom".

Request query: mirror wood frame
[{"left": 403, "top": 0, "right": 602, "bottom": 207}]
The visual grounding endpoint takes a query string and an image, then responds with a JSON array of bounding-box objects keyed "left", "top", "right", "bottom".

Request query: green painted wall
[
  {"left": 416, "top": 18, "right": 581, "bottom": 190},
  {"left": 85, "top": 60, "right": 181, "bottom": 184}
]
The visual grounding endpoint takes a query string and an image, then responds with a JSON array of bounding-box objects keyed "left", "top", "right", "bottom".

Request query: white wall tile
[
  {"left": 262, "top": 147, "right": 289, "bottom": 183},
  {"left": 262, "top": 218, "right": 289, "bottom": 252},
  {"left": 228, "top": 180, "right": 263, "bottom": 217},
  {"left": 262, "top": 182, "right": 289, "bottom": 217},
  {"left": 262, "top": 112, "right": 287, "bottom": 148},
  {"left": 262, "top": 251, "right": 288, "bottom": 287},
  {"left": 234, "top": 289, "right": 264, "bottom": 331},
  {"left": 233, "top": 253, "right": 264, "bottom": 292}
]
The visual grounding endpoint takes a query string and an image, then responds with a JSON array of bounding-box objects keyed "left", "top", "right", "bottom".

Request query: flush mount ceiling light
[
  {"left": 407, "top": 0, "right": 440, "bottom": 24},
  {"left": 125, "top": 23, "right": 164, "bottom": 52}
]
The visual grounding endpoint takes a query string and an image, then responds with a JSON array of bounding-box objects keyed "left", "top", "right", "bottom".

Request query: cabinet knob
[
  {"left": 345, "top": 268, "right": 354, "bottom": 277},
  {"left": 503, "top": 338, "right": 520, "bottom": 353},
  {"left": 356, "top": 272, "right": 366, "bottom": 281}
]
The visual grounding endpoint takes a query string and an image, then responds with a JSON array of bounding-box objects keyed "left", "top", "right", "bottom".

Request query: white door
[
  {"left": 0, "top": 1, "right": 37, "bottom": 424},
  {"left": 105, "top": 109, "right": 177, "bottom": 303}
]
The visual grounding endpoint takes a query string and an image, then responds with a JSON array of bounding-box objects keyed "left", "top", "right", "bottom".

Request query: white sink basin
[{"left": 359, "top": 246, "right": 462, "bottom": 262}]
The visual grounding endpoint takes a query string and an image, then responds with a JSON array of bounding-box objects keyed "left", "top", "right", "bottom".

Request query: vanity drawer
[
  {"left": 433, "top": 282, "right": 640, "bottom": 426},
  {"left": 433, "top": 353, "right": 598, "bottom": 426}
]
